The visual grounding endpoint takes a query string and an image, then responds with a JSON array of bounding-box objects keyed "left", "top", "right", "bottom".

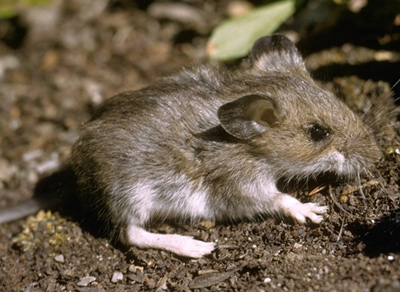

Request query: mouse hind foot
[{"left": 124, "top": 224, "right": 215, "bottom": 258}]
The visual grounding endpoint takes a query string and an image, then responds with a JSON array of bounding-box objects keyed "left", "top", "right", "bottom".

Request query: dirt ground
[{"left": 0, "top": 1, "right": 400, "bottom": 291}]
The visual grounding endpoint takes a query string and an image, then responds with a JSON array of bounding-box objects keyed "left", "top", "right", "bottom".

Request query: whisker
[
  {"left": 362, "top": 103, "right": 373, "bottom": 120},
  {"left": 379, "top": 122, "right": 400, "bottom": 129},
  {"left": 329, "top": 186, "right": 352, "bottom": 216},
  {"left": 390, "top": 77, "right": 400, "bottom": 91},
  {"left": 362, "top": 78, "right": 399, "bottom": 131},
  {"left": 335, "top": 212, "right": 346, "bottom": 244},
  {"left": 357, "top": 171, "right": 368, "bottom": 207},
  {"left": 372, "top": 168, "right": 391, "bottom": 197}
]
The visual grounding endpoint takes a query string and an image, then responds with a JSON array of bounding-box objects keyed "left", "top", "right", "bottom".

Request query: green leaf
[
  {"left": 207, "top": 0, "right": 299, "bottom": 61},
  {"left": 0, "top": 6, "right": 16, "bottom": 19},
  {"left": 0, "top": 0, "right": 52, "bottom": 19}
]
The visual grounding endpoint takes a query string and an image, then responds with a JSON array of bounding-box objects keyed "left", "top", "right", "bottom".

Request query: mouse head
[{"left": 218, "top": 35, "right": 381, "bottom": 179}]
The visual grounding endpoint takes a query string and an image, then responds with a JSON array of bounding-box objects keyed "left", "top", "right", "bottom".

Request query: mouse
[{"left": 0, "top": 35, "right": 381, "bottom": 258}]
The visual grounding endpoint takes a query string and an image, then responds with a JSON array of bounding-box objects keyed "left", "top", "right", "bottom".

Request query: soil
[{"left": 0, "top": 1, "right": 400, "bottom": 291}]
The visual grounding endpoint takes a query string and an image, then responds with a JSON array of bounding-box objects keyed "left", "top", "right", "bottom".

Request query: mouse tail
[{"left": 0, "top": 198, "right": 47, "bottom": 224}]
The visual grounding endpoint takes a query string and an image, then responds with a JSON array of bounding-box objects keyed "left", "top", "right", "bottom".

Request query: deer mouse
[{"left": 1, "top": 35, "right": 381, "bottom": 258}]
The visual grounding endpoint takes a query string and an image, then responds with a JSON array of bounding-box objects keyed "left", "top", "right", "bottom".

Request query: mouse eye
[{"left": 308, "top": 124, "right": 330, "bottom": 142}]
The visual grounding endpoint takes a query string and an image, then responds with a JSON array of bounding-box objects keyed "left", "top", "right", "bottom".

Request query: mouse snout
[{"left": 337, "top": 131, "right": 382, "bottom": 170}]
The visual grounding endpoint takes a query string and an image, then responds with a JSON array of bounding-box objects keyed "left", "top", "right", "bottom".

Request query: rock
[
  {"left": 111, "top": 271, "right": 123, "bottom": 283},
  {"left": 77, "top": 276, "right": 96, "bottom": 287}
]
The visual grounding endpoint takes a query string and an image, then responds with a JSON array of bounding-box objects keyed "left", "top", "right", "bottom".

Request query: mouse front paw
[
  {"left": 292, "top": 202, "right": 328, "bottom": 224},
  {"left": 277, "top": 194, "right": 328, "bottom": 224}
]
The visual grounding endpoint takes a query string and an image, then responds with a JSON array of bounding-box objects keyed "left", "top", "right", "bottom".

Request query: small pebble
[
  {"left": 293, "top": 243, "right": 303, "bottom": 249},
  {"left": 36, "top": 156, "right": 60, "bottom": 174},
  {"left": 54, "top": 254, "right": 65, "bottom": 263},
  {"left": 128, "top": 264, "right": 144, "bottom": 273},
  {"left": 77, "top": 276, "right": 96, "bottom": 287},
  {"left": 111, "top": 271, "right": 123, "bottom": 283},
  {"left": 264, "top": 277, "right": 272, "bottom": 283}
]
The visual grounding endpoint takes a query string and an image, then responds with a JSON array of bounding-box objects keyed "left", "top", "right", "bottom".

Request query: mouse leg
[
  {"left": 124, "top": 224, "right": 216, "bottom": 258},
  {"left": 274, "top": 193, "right": 328, "bottom": 224}
]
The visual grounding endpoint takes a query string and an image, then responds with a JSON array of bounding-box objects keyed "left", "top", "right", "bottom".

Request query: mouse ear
[
  {"left": 250, "top": 34, "right": 308, "bottom": 74},
  {"left": 218, "top": 95, "right": 282, "bottom": 140}
]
